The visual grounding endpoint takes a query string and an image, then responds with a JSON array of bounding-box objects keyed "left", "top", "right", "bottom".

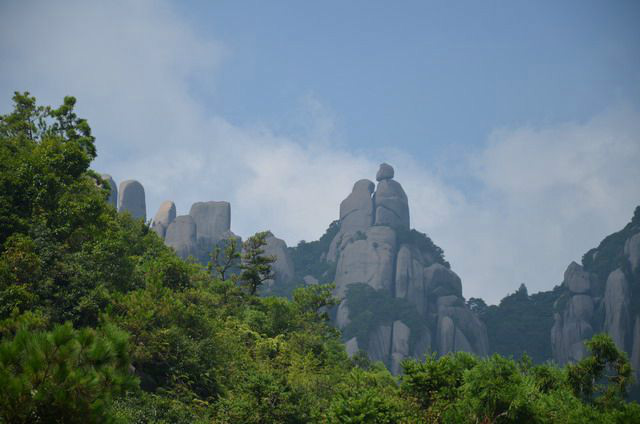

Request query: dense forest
[{"left": 1, "top": 93, "right": 639, "bottom": 423}]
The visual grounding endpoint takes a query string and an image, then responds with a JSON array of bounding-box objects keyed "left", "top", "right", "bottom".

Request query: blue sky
[
  {"left": 179, "top": 1, "right": 640, "bottom": 161},
  {"left": 1, "top": 0, "right": 639, "bottom": 302}
]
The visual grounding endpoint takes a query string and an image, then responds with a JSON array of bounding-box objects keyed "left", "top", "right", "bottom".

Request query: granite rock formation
[
  {"left": 551, "top": 207, "right": 640, "bottom": 377},
  {"left": 328, "top": 163, "right": 488, "bottom": 372},
  {"left": 118, "top": 180, "right": 146, "bottom": 220},
  {"left": 263, "top": 232, "right": 295, "bottom": 288},
  {"left": 151, "top": 201, "right": 176, "bottom": 238},
  {"left": 164, "top": 215, "right": 199, "bottom": 259},
  {"left": 101, "top": 174, "right": 118, "bottom": 208}
]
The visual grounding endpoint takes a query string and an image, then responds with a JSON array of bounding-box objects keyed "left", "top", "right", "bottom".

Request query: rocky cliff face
[
  {"left": 552, "top": 208, "right": 640, "bottom": 376},
  {"left": 326, "top": 164, "right": 488, "bottom": 372},
  {"left": 104, "top": 169, "right": 489, "bottom": 373}
]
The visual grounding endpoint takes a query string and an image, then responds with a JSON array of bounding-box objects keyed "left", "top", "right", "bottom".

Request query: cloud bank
[{"left": 2, "top": 0, "right": 638, "bottom": 303}]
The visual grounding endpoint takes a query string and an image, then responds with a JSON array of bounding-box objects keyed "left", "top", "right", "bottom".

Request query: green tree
[
  {"left": 0, "top": 323, "right": 136, "bottom": 424},
  {"left": 567, "top": 333, "right": 634, "bottom": 409},
  {"left": 239, "top": 231, "right": 274, "bottom": 295},
  {"left": 208, "top": 237, "right": 241, "bottom": 281}
]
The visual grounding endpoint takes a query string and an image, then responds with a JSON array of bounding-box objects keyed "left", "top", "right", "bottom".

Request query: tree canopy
[{"left": 0, "top": 92, "right": 638, "bottom": 422}]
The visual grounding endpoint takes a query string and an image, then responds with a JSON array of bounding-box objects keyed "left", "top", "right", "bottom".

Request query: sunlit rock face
[
  {"left": 165, "top": 215, "right": 198, "bottom": 259},
  {"left": 329, "top": 163, "right": 488, "bottom": 373},
  {"left": 551, "top": 208, "right": 640, "bottom": 377},
  {"left": 151, "top": 201, "right": 176, "bottom": 238}
]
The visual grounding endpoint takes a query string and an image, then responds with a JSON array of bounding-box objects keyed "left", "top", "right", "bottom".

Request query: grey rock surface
[
  {"left": 625, "top": 232, "right": 640, "bottom": 274},
  {"left": 437, "top": 316, "right": 456, "bottom": 355},
  {"left": 425, "top": 263, "right": 462, "bottom": 298},
  {"left": 325, "top": 164, "right": 488, "bottom": 369},
  {"left": 392, "top": 320, "right": 410, "bottom": 357},
  {"left": 151, "top": 200, "right": 176, "bottom": 239},
  {"left": 335, "top": 300, "right": 351, "bottom": 329},
  {"left": 102, "top": 174, "right": 117, "bottom": 208},
  {"left": 118, "top": 180, "right": 146, "bottom": 220},
  {"left": 437, "top": 304, "right": 489, "bottom": 355},
  {"left": 604, "top": 268, "right": 630, "bottom": 350},
  {"left": 165, "top": 215, "right": 198, "bottom": 259},
  {"left": 568, "top": 295, "right": 594, "bottom": 322},
  {"left": 189, "top": 201, "right": 231, "bottom": 244},
  {"left": 368, "top": 325, "right": 392, "bottom": 363},
  {"left": 340, "top": 179, "right": 375, "bottom": 232},
  {"left": 373, "top": 179, "right": 410, "bottom": 230},
  {"left": 376, "top": 163, "right": 395, "bottom": 181},
  {"left": 263, "top": 232, "right": 295, "bottom": 287},
  {"left": 334, "top": 226, "right": 397, "bottom": 297},
  {"left": 327, "top": 179, "right": 375, "bottom": 262},
  {"left": 395, "top": 245, "right": 426, "bottom": 315},
  {"left": 564, "top": 262, "right": 592, "bottom": 294}
]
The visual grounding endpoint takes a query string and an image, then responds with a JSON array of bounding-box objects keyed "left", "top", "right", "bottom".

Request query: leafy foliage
[
  {"left": 395, "top": 228, "right": 450, "bottom": 268},
  {"left": 289, "top": 220, "right": 340, "bottom": 284},
  {"left": 474, "top": 284, "right": 562, "bottom": 363},
  {"left": 1, "top": 93, "right": 639, "bottom": 423},
  {"left": 0, "top": 323, "right": 136, "bottom": 424}
]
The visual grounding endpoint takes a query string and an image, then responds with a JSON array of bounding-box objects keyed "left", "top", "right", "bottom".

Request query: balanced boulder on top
[{"left": 373, "top": 164, "right": 409, "bottom": 230}]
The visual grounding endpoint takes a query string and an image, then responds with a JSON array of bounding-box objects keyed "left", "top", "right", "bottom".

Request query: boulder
[
  {"left": 376, "top": 163, "right": 394, "bottom": 181},
  {"left": 436, "top": 305, "right": 489, "bottom": 356},
  {"left": 395, "top": 245, "right": 427, "bottom": 314},
  {"left": 604, "top": 268, "right": 630, "bottom": 350},
  {"left": 373, "top": 179, "right": 410, "bottom": 230},
  {"left": 425, "top": 263, "right": 462, "bottom": 298},
  {"left": 437, "top": 295, "right": 463, "bottom": 310},
  {"left": 625, "top": 232, "right": 640, "bottom": 274},
  {"left": 437, "top": 316, "right": 455, "bottom": 355},
  {"left": 327, "top": 179, "right": 375, "bottom": 262},
  {"left": 392, "top": 320, "right": 410, "bottom": 357},
  {"left": 189, "top": 201, "right": 231, "bottom": 244},
  {"left": 552, "top": 291, "right": 597, "bottom": 364},
  {"left": 151, "top": 200, "right": 176, "bottom": 239},
  {"left": 340, "top": 179, "right": 375, "bottom": 233},
  {"left": 564, "top": 262, "right": 591, "bottom": 294},
  {"left": 263, "top": 232, "right": 295, "bottom": 286},
  {"left": 101, "top": 174, "right": 117, "bottom": 208},
  {"left": 391, "top": 320, "right": 411, "bottom": 373},
  {"left": 118, "top": 180, "right": 146, "bottom": 220},
  {"left": 165, "top": 215, "right": 198, "bottom": 259},
  {"left": 334, "top": 226, "right": 397, "bottom": 296}
]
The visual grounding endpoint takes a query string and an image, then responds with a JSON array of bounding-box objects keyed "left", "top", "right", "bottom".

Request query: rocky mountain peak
[
  {"left": 376, "top": 162, "right": 395, "bottom": 181},
  {"left": 329, "top": 163, "right": 488, "bottom": 372}
]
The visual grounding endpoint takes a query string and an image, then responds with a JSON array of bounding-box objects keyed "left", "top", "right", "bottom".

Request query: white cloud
[
  {"left": 2, "top": 0, "right": 639, "bottom": 304},
  {"left": 423, "top": 107, "right": 640, "bottom": 302}
]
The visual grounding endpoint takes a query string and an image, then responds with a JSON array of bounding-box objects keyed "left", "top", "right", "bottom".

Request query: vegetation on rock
[{"left": 1, "top": 93, "right": 638, "bottom": 422}]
